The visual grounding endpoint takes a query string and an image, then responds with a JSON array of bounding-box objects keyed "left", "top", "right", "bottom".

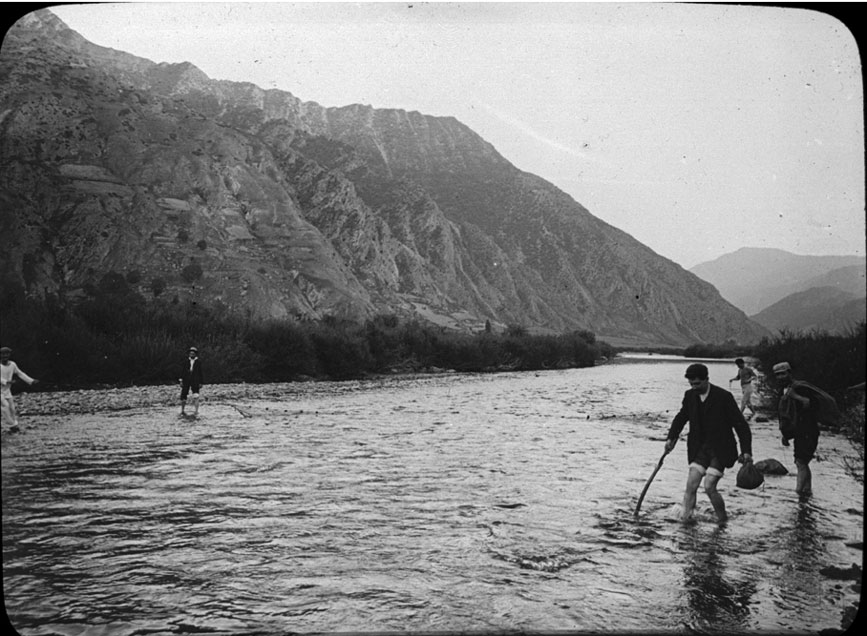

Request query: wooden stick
[{"left": 634, "top": 448, "right": 670, "bottom": 517}]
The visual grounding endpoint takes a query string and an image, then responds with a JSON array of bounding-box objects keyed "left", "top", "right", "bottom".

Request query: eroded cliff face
[{"left": 0, "top": 9, "right": 769, "bottom": 345}]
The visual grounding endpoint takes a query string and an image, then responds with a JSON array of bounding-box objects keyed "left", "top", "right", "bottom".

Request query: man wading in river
[
  {"left": 665, "top": 363, "right": 753, "bottom": 524},
  {"left": 729, "top": 357, "right": 758, "bottom": 420},
  {"left": 773, "top": 361, "right": 840, "bottom": 497}
]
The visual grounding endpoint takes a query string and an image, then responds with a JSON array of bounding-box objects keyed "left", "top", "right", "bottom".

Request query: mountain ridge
[
  {"left": 690, "top": 247, "right": 865, "bottom": 315},
  {"left": 750, "top": 286, "right": 866, "bottom": 334},
  {"left": 0, "top": 9, "right": 769, "bottom": 346}
]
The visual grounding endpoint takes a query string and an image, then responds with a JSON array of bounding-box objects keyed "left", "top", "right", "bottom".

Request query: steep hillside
[
  {"left": 690, "top": 248, "right": 865, "bottom": 315},
  {"left": 750, "top": 286, "right": 866, "bottom": 334},
  {"left": 0, "top": 9, "right": 769, "bottom": 346}
]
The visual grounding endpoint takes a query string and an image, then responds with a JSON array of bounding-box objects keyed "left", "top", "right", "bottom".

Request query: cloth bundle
[{"left": 736, "top": 461, "right": 764, "bottom": 490}]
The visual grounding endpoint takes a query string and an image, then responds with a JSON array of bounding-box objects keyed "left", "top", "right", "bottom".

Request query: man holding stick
[{"left": 665, "top": 363, "right": 753, "bottom": 524}]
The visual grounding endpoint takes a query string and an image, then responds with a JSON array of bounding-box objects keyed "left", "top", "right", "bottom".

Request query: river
[{"left": 2, "top": 356, "right": 862, "bottom": 634}]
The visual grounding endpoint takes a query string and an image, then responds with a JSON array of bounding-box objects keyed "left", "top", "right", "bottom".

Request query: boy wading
[
  {"left": 665, "top": 363, "right": 753, "bottom": 524},
  {"left": 180, "top": 347, "right": 203, "bottom": 416}
]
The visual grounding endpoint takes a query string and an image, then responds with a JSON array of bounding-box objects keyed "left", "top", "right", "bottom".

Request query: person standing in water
[
  {"left": 773, "top": 361, "right": 839, "bottom": 497},
  {"left": 1, "top": 346, "right": 39, "bottom": 432},
  {"left": 179, "top": 346, "right": 203, "bottom": 417},
  {"left": 665, "top": 363, "right": 753, "bottom": 524},
  {"left": 729, "top": 358, "right": 758, "bottom": 420}
]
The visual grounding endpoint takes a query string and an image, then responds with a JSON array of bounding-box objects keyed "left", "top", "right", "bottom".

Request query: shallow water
[{"left": 2, "top": 356, "right": 862, "bottom": 634}]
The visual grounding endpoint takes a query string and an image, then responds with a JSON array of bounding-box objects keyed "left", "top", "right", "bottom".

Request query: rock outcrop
[{"left": 0, "top": 9, "right": 770, "bottom": 346}]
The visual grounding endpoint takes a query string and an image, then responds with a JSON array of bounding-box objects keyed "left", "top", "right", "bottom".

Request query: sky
[{"left": 38, "top": 1, "right": 866, "bottom": 269}]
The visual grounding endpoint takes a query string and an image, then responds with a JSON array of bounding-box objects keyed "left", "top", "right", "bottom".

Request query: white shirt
[{"left": 1, "top": 361, "right": 35, "bottom": 397}]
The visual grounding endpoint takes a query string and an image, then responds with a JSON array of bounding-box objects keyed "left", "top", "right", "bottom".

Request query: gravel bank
[
  {"left": 11, "top": 373, "right": 453, "bottom": 417},
  {"left": 12, "top": 382, "right": 319, "bottom": 416}
]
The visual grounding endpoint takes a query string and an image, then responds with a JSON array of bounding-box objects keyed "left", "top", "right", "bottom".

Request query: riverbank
[
  {"left": 8, "top": 379, "right": 399, "bottom": 418},
  {"left": 7, "top": 369, "right": 478, "bottom": 420}
]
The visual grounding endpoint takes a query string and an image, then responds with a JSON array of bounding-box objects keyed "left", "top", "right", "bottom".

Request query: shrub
[
  {"left": 181, "top": 262, "right": 203, "bottom": 283},
  {"left": 364, "top": 319, "right": 403, "bottom": 371},
  {"left": 506, "top": 324, "right": 528, "bottom": 338},
  {"left": 753, "top": 322, "right": 865, "bottom": 402},
  {"left": 99, "top": 271, "right": 130, "bottom": 295},
  {"left": 110, "top": 330, "right": 178, "bottom": 385},
  {"left": 244, "top": 320, "right": 319, "bottom": 379},
  {"left": 312, "top": 324, "right": 373, "bottom": 379},
  {"left": 199, "top": 338, "right": 266, "bottom": 384}
]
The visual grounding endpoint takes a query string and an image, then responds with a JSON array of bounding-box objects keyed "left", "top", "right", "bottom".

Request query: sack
[
  {"left": 754, "top": 458, "right": 789, "bottom": 475},
  {"left": 779, "top": 417, "right": 796, "bottom": 440},
  {"left": 736, "top": 461, "right": 764, "bottom": 489},
  {"left": 793, "top": 381, "right": 841, "bottom": 426}
]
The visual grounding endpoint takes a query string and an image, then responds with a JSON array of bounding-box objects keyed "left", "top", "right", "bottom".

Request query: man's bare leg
[
  {"left": 681, "top": 467, "right": 704, "bottom": 521},
  {"left": 704, "top": 473, "right": 727, "bottom": 524},
  {"left": 795, "top": 460, "right": 812, "bottom": 496}
]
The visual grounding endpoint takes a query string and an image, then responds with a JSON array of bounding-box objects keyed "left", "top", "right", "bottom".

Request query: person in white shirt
[
  {"left": 1, "top": 346, "right": 38, "bottom": 431},
  {"left": 729, "top": 358, "right": 758, "bottom": 420}
]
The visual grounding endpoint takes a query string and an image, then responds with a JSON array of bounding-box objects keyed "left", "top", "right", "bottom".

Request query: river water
[{"left": 2, "top": 356, "right": 862, "bottom": 634}]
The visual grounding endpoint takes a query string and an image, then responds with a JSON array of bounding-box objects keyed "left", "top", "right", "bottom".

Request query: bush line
[{"left": 0, "top": 293, "right": 617, "bottom": 388}]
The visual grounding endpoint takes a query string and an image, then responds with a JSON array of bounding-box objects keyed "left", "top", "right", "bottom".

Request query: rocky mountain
[
  {"left": 0, "top": 9, "right": 769, "bottom": 347},
  {"left": 690, "top": 248, "right": 865, "bottom": 315},
  {"left": 750, "top": 286, "right": 866, "bottom": 334}
]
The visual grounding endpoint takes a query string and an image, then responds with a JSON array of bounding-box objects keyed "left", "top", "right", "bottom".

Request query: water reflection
[
  {"left": 772, "top": 499, "right": 825, "bottom": 612},
  {"left": 678, "top": 526, "right": 756, "bottom": 633}
]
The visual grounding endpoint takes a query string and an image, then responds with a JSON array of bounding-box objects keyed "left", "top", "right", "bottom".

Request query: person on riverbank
[
  {"left": 665, "top": 363, "right": 753, "bottom": 524},
  {"left": 773, "top": 361, "right": 840, "bottom": 497},
  {"left": 729, "top": 358, "right": 758, "bottom": 420},
  {"left": 1, "top": 346, "right": 39, "bottom": 432},
  {"left": 179, "top": 346, "right": 203, "bottom": 417}
]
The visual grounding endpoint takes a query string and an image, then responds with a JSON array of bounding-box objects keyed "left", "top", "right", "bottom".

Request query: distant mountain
[
  {"left": 690, "top": 248, "right": 865, "bottom": 315},
  {"left": 799, "top": 264, "right": 867, "bottom": 298},
  {"left": 0, "top": 9, "right": 770, "bottom": 347},
  {"left": 750, "top": 286, "right": 866, "bottom": 334}
]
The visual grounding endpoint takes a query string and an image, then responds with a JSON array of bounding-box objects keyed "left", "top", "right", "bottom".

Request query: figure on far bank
[
  {"left": 773, "top": 361, "right": 840, "bottom": 497},
  {"left": 1, "top": 346, "right": 39, "bottom": 432},
  {"left": 729, "top": 358, "right": 758, "bottom": 421},
  {"left": 180, "top": 346, "right": 204, "bottom": 417}
]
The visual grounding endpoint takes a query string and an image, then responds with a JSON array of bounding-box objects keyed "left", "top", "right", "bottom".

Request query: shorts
[
  {"left": 690, "top": 444, "right": 724, "bottom": 477},
  {"left": 793, "top": 430, "right": 819, "bottom": 464},
  {"left": 180, "top": 382, "right": 200, "bottom": 401}
]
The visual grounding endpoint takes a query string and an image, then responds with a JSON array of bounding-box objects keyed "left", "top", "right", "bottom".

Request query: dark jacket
[
  {"left": 181, "top": 357, "right": 204, "bottom": 387},
  {"left": 667, "top": 384, "right": 752, "bottom": 468}
]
